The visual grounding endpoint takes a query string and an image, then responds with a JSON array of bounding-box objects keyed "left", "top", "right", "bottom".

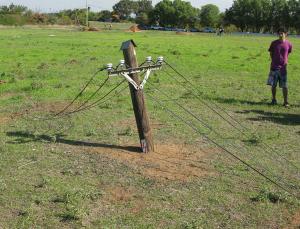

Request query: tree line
[
  {"left": 225, "top": 0, "right": 300, "bottom": 33},
  {"left": 1, "top": 0, "right": 300, "bottom": 33}
]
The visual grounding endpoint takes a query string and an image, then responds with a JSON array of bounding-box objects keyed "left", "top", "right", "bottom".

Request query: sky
[{"left": 0, "top": 0, "right": 233, "bottom": 12}]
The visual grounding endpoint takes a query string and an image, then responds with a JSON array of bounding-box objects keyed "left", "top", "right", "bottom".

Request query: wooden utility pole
[{"left": 121, "top": 40, "right": 154, "bottom": 153}]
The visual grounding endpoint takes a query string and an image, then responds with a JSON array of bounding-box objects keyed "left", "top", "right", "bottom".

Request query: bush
[
  {"left": 224, "top": 24, "right": 239, "bottom": 33},
  {"left": 0, "top": 14, "right": 28, "bottom": 25}
]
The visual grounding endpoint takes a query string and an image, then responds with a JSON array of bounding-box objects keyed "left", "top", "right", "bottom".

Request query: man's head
[{"left": 277, "top": 28, "right": 288, "bottom": 40}]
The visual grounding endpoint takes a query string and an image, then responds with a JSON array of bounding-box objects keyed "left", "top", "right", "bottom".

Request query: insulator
[
  {"left": 107, "top": 63, "right": 113, "bottom": 71},
  {"left": 157, "top": 56, "right": 164, "bottom": 63},
  {"left": 146, "top": 56, "right": 152, "bottom": 63},
  {"left": 120, "top": 60, "right": 125, "bottom": 66}
]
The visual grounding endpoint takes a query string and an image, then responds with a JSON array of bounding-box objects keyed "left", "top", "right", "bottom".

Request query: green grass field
[{"left": 1, "top": 26, "right": 300, "bottom": 228}]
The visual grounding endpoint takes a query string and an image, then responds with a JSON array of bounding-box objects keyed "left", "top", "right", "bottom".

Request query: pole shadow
[{"left": 6, "top": 131, "right": 142, "bottom": 153}]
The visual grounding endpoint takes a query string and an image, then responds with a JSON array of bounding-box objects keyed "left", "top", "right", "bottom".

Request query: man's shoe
[
  {"left": 271, "top": 99, "right": 277, "bottom": 105},
  {"left": 283, "top": 103, "right": 290, "bottom": 107}
]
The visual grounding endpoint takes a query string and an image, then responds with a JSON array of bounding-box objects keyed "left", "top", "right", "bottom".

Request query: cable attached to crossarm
[
  {"left": 147, "top": 92, "right": 300, "bottom": 200},
  {"left": 53, "top": 67, "right": 106, "bottom": 117},
  {"left": 163, "top": 60, "right": 300, "bottom": 173},
  {"left": 148, "top": 81, "right": 300, "bottom": 192}
]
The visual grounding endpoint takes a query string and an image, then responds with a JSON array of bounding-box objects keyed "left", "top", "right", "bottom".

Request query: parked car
[
  {"left": 201, "top": 27, "right": 216, "bottom": 33},
  {"left": 150, "top": 26, "right": 164, "bottom": 30},
  {"left": 190, "top": 28, "right": 200, "bottom": 32},
  {"left": 164, "top": 27, "right": 174, "bottom": 31},
  {"left": 138, "top": 25, "right": 150, "bottom": 30},
  {"left": 175, "top": 28, "right": 187, "bottom": 32}
]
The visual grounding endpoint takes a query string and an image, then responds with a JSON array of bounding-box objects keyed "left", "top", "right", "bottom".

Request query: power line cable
[
  {"left": 65, "top": 76, "right": 110, "bottom": 114},
  {"left": 68, "top": 69, "right": 149, "bottom": 114},
  {"left": 147, "top": 92, "right": 300, "bottom": 200},
  {"left": 27, "top": 78, "right": 128, "bottom": 137},
  {"left": 64, "top": 79, "right": 127, "bottom": 115},
  {"left": 53, "top": 67, "right": 106, "bottom": 117},
  {"left": 147, "top": 81, "right": 300, "bottom": 191},
  {"left": 163, "top": 61, "right": 300, "bottom": 172},
  {"left": 148, "top": 77, "right": 300, "bottom": 183}
]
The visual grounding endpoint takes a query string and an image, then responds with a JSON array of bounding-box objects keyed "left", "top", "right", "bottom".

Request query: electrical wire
[
  {"left": 73, "top": 69, "right": 150, "bottom": 114},
  {"left": 64, "top": 79, "right": 127, "bottom": 115},
  {"left": 53, "top": 67, "right": 106, "bottom": 117},
  {"left": 147, "top": 92, "right": 300, "bottom": 200},
  {"left": 163, "top": 61, "right": 300, "bottom": 172},
  {"left": 65, "top": 76, "right": 110, "bottom": 114},
  {"left": 147, "top": 81, "right": 300, "bottom": 192}
]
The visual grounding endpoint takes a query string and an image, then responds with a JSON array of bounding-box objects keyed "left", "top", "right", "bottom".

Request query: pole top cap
[{"left": 120, "top": 40, "right": 137, "bottom": 50}]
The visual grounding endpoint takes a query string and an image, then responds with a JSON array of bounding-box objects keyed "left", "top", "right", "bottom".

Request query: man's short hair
[{"left": 277, "top": 28, "right": 288, "bottom": 34}]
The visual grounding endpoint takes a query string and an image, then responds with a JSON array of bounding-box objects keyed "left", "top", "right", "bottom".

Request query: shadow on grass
[
  {"left": 6, "top": 131, "right": 142, "bottom": 153},
  {"left": 213, "top": 97, "right": 300, "bottom": 108},
  {"left": 239, "top": 110, "right": 300, "bottom": 126},
  {"left": 212, "top": 97, "right": 269, "bottom": 106}
]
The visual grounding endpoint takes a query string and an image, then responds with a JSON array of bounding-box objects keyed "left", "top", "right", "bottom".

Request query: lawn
[{"left": 0, "top": 26, "right": 300, "bottom": 228}]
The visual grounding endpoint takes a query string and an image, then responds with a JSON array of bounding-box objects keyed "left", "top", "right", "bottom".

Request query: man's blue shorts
[{"left": 267, "top": 70, "right": 288, "bottom": 88}]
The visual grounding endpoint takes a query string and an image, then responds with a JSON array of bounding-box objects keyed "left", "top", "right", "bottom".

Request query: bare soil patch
[
  {"left": 0, "top": 114, "right": 11, "bottom": 124},
  {"left": 84, "top": 142, "right": 216, "bottom": 182},
  {"left": 25, "top": 101, "right": 75, "bottom": 115},
  {"left": 104, "top": 186, "right": 135, "bottom": 203},
  {"left": 286, "top": 210, "right": 300, "bottom": 229},
  {"left": 66, "top": 59, "right": 79, "bottom": 65},
  {"left": 0, "top": 92, "right": 16, "bottom": 100}
]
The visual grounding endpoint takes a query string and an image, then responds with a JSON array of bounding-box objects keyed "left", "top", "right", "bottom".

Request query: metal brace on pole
[
  {"left": 139, "top": 69, "right": 151, "bottom": 90},
  {"left": 120, "top": 72, "right": 140, "bottom": 90},
  {"left": 106, "top": 58, "right": 164, "bottom": 91}
]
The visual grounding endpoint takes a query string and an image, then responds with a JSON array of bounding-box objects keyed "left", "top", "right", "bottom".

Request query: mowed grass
[{"left": 0, "top": 26, "right": 300, "bottom": 228}]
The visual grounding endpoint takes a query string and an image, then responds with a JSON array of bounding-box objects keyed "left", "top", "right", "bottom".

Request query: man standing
[{"left": 268, "top": 28, "right": 293, "bottom": 107}]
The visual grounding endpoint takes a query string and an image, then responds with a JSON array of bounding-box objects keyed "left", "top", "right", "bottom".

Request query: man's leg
[
  {"left": 271, "top": 86, "right": 277, "bottom": 104},
  {"left": 283, "top": 87, "right": 288, "bottom": 105},
  {"left": 281, "top": 73, "right": 288, "bottom": 106}
]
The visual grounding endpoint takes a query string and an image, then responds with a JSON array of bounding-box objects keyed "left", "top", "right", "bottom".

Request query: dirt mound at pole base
[
  {"left": 286, "top": 210, "right": 300, "bottom": 229},
  {"left": 85, "top": 142, "right": 217, "bottom": 182}
]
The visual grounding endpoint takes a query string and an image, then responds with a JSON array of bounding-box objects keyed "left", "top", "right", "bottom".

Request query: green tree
[
  {"left": 173, "top": 0, "right": 198, "bottom": 28},
  {"left": 224, "top": 0, "right": 252, "bottom": 32},
  {"left": 0, "top": 4, "right": 28, "bottom": 14},
  {"left": 150, "top": 0, "right": 175, "bottom": 26},
  {"left": 265, "top": 0, "right": 289, "bottom": 32},
  {"left": 288, "top": 0, "right": 300, "bottom": 33},
  {"left": 136, "top": 12, "right": 149, "bottom": 25},
  {"left": 113, "top": 0, "right": 137, "bottom": 20},
  {"left": 136, "top": 0, "right": 153, "bottom": 14},
  {"left": 149, "top": 0, "right": 197, "bottom": 28},
  {"left": 98, "top": 10, "right": 112, "bottom": 22},
  {"left": 199, "top": 4, "right": 220, "bottom": 27}
]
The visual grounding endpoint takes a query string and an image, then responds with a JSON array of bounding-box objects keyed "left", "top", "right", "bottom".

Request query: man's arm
[
  {"left": 268, "top": 42, "right": 274, "bottom": 59},
  {"left": 288, "top": 43, "right": 292, "bottom": 54}
]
